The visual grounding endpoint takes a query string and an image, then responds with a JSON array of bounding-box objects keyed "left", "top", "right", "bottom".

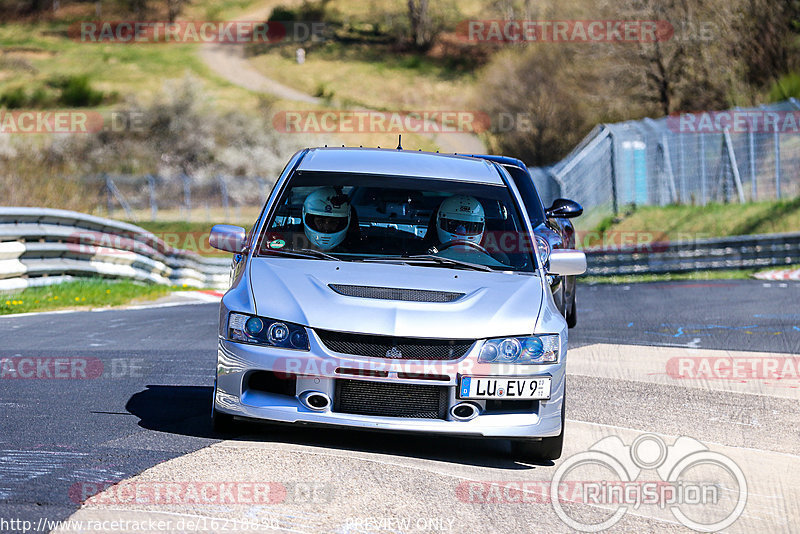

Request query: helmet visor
[
  {"left": 306, "top": 213, "right": 348, "bottom": 234},
  {"left": 439, "top": 218, "right": 484, "bottom": 236}
]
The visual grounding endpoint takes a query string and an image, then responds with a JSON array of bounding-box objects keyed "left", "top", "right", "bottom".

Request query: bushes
[
  {"left": 268, "top": 1, "right": 331, "bottom": 22},
  {"left": 0, "top": 75, "right": 110, "bottom": 109},
  {"left": 1, "top": 77, "right": 296, "bottom": 210},
  {"left": 0, "top": 87, "right": 29, "bottom": 108},
  {"left": 477, "top": 47, "right": 591, "bottom": 166},
  {"left": 55, "top": 75, "right": 106, "bottom": 107}
]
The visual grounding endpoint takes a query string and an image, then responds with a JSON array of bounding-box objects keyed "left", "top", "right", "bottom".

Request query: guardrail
[
  {"left": 3, "top": 208, "right": 796, "bottom": 287},
  {"left": 0, "top": 208, "right": 231, "bottom": 293},
  {"left": 586, "top": 232, "right": 800, "bottom": 275}
]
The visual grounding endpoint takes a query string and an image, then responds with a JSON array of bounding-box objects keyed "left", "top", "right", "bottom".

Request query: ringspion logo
[{"left": 550, "top": 434, "right": 747, "bottom": 532}]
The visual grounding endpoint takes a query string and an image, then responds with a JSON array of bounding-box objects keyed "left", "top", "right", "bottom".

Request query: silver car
[{"left": 208, "top": 148, "right": 586, "bottom": 461}]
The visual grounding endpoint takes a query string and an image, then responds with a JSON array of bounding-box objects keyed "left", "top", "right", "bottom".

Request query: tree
[
  {"left": 607, "top": 0, "right": 738, "bottom": 114},
  {"left": 166, "top": 0, "right": 183, "bottom": 23},
  {"left": 407, "top": 0, "right": 432, "bottom": 50},
  {"left": 735, "top": 0, "right": 800, "bottom": 88},
  {"left": 477, "top": 47, "right": 590, "bottom": 166}
]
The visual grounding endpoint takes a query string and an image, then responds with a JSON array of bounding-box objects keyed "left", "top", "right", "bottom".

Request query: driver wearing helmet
[
  {"left": 435, "top": 195, "right": 486, "bottom": 247},
  {"left": 302, "top": 187, "right": 352, "bottom": 251}
]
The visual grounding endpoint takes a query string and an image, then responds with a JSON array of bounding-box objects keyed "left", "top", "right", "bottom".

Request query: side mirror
[
  {"left": 548, "top": 249, "right": 586, "bottom": 275},
  {"left": 209, "top": 224, "right": 246, "bottom": 253},
  {"left": 546, "top": 198, "right": 583, "bottom": 218}
]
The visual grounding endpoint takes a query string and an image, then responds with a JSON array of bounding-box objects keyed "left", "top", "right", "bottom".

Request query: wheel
[
  {"left": 211, "top": 407, "right": 237, "bottom": 433},
  {"left": 511, "top": 388, "right": 566, "bottom": 462},
  {"left": 512, "top": 432, "right": 564, "bottom": 462},
  {"left": 566, "top": 288, "right": 577, "bottom": 329}
]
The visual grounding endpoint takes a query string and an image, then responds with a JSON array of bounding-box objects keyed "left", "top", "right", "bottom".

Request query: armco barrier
[
  {"left": 586, "top": 231, "right": 800, "bottom": 275},
  {"left": 0, "top": 208, "right": 231, "bottom": 292},
  {"left": 3, "top": 208, "right": 796, "bottom": 286}
]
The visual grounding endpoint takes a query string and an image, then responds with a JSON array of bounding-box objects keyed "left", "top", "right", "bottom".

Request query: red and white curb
[{"left": 754, "top": 269, "right": 800, "bottom": 281}]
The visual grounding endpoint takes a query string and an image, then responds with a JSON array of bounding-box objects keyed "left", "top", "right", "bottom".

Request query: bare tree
[
  {"left": 735, "top": 0, "right": 800, "bottom": 87},
  {"left": 407, "top": 0, "right": 432, "bottom": 50},
  {"left": 477, "top": 47, "right": 590, "bottom": 166},
  {"left": 607, "top": 0, "right": 738, "bottom": 114},
  {"left": 166, "top": 0, "right": 183, "bottom": 23}
]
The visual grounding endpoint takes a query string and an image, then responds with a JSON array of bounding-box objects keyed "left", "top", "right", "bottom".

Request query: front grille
[
  {"left": 316, "top": 330, "right": 474, "bottom": 360},
  {"left": 334, "top": 379, "right": 448, "bottom": 419},
  {"left": 328, "top": 284, "right": 464, "bottom": 303}
]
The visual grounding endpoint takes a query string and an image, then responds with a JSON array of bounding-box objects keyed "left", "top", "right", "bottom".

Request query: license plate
[{"left": 459, "top": 376, "right": 551, "bottom": 400}]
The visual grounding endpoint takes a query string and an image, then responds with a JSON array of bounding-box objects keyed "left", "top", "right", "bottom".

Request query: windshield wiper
[
  {"left": 263, "top": 248, "right": 342, "bottom": 261},
  {"left": 361, "top": 254, "right": 493, "bottom": 272}
]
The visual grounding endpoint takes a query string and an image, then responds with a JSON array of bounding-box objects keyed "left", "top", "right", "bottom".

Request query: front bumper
[{"left": 214, "top": 335, "right": 565, "bottom": 439}]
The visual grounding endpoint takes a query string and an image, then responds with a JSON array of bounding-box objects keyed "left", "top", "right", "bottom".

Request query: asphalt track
[{"left": 0, "top": 279, "right": 798, "bottom": 533}]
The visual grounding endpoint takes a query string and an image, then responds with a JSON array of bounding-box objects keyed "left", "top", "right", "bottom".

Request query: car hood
[{"left": 248, "top": 258, "right": 544, "bottom": 339}]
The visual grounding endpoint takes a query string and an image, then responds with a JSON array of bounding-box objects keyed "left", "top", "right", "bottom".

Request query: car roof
[{"left": 296, "top": 147, "right": 504, "bottom": 185}]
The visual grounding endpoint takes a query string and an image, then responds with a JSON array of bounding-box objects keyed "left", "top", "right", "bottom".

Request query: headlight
[
  {"left": 478, "top": 334, "right": 559, "bottom": 364},
  {"left": 534, "top": 234, "right": 551, "bottom": 266},
  {"left": 228, "top": 313, "right": 309, "bottom": 350}
]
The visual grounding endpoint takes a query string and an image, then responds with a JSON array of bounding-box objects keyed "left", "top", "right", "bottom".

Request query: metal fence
[
  {"left": 531, "top": 99, "right": 800, "bottom": 228},
  {"left": 93, "top": 173, "right": 275, "bottom": 222}
]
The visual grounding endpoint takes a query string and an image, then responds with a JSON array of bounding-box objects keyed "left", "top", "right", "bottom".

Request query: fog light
[{"left": 290, "top": 330, "right": 308, "bottom": 348}]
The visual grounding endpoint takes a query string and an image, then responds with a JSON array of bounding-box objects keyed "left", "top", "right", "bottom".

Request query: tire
[
  {"left": 566, "top": 289, "right": 577, "bottom": 329},
  {"left": 512, "top": 432, "right": 564, "bottom": 462},
  {"left": 555, "top": 279, "right": 566, "bottom": 316},
  {"left": 511, "top": 388, "right": 566, "bottom": 462},
  {"left": 211, "top": 408, "right": 237, "bottom": 433}
]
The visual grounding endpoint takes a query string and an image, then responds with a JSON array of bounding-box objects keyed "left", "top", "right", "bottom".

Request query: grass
[
  {"left": 0, "top": 278, "right": 173, "bottom": 315},
  {"left": 0, "top": 3, "right": 267, "bottom": 113},
  {"left": 126, "top": 217, "right": 255, "bottom": 256},
  {"left": 249, "top": 42, "right": 478, "bottom": 112},
  {"left": 581, "top": 197, "right": 800, "bottom": 248},
  {"left": 580, "top": 269, "right": 756, "bottom": 285}
]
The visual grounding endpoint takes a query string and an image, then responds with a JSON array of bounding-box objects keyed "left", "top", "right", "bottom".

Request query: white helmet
[
  {"left": 436, "top": 195, "right": 485, "bottom": 246},
  {"left": 302, "top": 187, "right": 350, "bottom": 251}
]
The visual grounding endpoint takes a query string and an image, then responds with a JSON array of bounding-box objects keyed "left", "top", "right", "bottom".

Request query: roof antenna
[{"left": 396, "top": 135, "right": 403, "bottom": 150}]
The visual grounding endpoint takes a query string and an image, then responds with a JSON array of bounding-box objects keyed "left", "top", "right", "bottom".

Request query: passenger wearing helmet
[
  {"left": 435, "top": 195, "right": 486, "bottom": 247},
  {"left": 431, "top": 195, "right": 511, "bottom": 267},
  {"left": 302, "top": 187, "right": 351, "bottom": 251}
]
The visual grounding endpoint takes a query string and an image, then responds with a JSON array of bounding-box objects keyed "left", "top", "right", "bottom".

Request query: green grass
[
  {"left": 127, "top": 219, "right": 253, "bottom": 256},
  {"left": 0, "top": 13, "right": 264, "bottom": 112},
  {"left": 580, "top": 269, "right": 756, "bottom": 285},
  {"left": 582, "top": 198, "right": 800, "bottom": 248},
  {"left": 0, "top": 278, "right": 172, "bottom": 315},
  {"left": 249, "top": 42, "right": 477, "bottom": 112}
]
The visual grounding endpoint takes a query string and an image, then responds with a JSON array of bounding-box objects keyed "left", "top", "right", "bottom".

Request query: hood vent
[{"left": 328, "top": 284, "right": 464, "bottom": 303}]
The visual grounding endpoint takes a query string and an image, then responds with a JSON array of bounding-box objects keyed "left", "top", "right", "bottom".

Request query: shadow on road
[{"left": 126, "top": 385, "right": 547, "bottom": 470}]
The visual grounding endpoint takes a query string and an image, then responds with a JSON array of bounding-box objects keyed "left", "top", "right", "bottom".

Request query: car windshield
[{"left": 256, "top": 171, "right": 537, "bottom": 273}]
